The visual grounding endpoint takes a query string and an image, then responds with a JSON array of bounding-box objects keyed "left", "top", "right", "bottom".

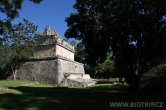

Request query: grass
[
  {"left": 0, "top": 87, "right": 22, "bottom": 94},
  {"left": 0, "top": 80, "right": 165, "bottom": 110},
  {"left": 0, "top": 80, "right": 54, "bottom": 95},
  {"left": 0, "top": 80, "right": 55, "bottom": 87}
]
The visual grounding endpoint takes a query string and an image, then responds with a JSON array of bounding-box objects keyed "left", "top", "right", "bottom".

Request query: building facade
[{"left": 10, "top": 27, "right": 96, "bottom": 87}]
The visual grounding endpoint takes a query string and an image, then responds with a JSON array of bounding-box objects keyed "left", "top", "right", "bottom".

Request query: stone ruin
[{"left": 11, "top": 26, "right": 96, "bottom": 87}]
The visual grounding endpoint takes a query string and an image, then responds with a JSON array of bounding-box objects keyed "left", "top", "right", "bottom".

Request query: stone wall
[
  {"left": 55, "top": 45, "right": 74, "bottom": 61},
  {"left": 34, "top": 44, "right": 55, "bottom": 58},
  {"left": 58, "top": 58, "right": 84, "bottom": 74},
  {"left": 34, "top": 44, "right": 74, "bottom": 61},
  {"left": 10, "top": 58, "right": 85, "bottom": 85}
]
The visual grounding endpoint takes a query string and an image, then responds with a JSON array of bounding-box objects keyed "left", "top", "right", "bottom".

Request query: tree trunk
[
  {"left": 11, "top": 65, "right": 17, "bottom": 80},
  {"left": 13, "top": 69, "right": 17, "bottom": 80},
  {"left": 128, "top": 74, "right": 140, "bottom": 93}
]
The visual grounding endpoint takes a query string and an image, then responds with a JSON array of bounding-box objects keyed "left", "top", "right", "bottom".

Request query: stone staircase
[{"left": 61, "top": 73, "right": 97, "bottom": 88}]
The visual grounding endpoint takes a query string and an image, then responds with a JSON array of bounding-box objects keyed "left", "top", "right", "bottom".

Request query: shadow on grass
[{"left": 0, "top": 85, "right": 165, "bottom": 110}]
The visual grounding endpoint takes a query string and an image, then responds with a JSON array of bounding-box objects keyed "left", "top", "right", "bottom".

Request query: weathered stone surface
[
  {"left": 55, "top": 45, "right": 74, "bottom": 61},
  {"left": 82, "top": 74, "right": 91, "bottom": 79},
  {"left": 8, "top": 27, "right": 96, "bottom": 87},
  {"left": 61, "top": 78, "right": 96, "bottom": 88},
  {"left": 34, "top": 27, "right": 74, "bottom": 61},
  {"left": 15, "top": 60, "right": 58, "bottom": 84},
  {"left": 34, "top": 44, "right": 74, "bottom": 61},
  {"left": 10, "top": 57, "right": 85, "bottom": 85},
  {"left": 58, "top": 59, "right": 85, "bottom": 74},
  {"left": 33, "top": 44, "right": 55, "bottom": 58}
]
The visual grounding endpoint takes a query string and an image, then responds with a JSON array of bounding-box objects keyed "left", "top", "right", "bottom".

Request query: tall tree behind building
[{"left": 65, "top": 0, "right": 166, "bottom": 91}]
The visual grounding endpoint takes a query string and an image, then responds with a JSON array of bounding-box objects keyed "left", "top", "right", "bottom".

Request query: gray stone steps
[{"left": 61, "top": 78, "right": 96, "bottom": 88}]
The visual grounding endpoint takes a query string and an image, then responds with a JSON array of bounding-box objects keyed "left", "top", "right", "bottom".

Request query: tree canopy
[
  {"left": 65, "top": 0, "right": 166, "bottom": 90},
  {"left": 0, "top": 0, "right": 42, "bottom": 79},
  {"left": 0, "top": 0, "right": 42, "bottom": 35}
]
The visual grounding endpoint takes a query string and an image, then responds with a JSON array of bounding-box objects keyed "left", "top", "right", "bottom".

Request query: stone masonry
[{"left": 12, "top": 27, "right": 96, "bottom": 87}]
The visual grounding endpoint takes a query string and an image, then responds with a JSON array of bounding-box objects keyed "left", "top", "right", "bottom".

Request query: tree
[
  {"left": 65, "top": 0, "right": 111, "bottom": 66},
  {"left": 75, "top": 42, "right": 86, "bottom": 63},
  {"left": 0, "top": 0, "right": 42, "bottom": 38},
  {"left": 65, "top": 0, "right": 166, "bottom": 91},
  {"left": 34, "top": 33, "right": 47, "bottom": 44},
  {"left": 0, "top": 19, "right": 37, "bottom": 79},
  {"left": 69, "top": 39, "right": 77, "bottom": 47},
  {"left": 0, "top": 0, "right": 42, "bottom": 79},
  {"left": 95, "top": 53, "right": 115, "bottom": 78}
]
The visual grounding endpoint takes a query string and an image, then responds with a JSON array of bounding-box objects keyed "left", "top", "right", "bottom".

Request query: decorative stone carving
[{"left": 34, "top": 26, "right": 74, "bottom": 60}]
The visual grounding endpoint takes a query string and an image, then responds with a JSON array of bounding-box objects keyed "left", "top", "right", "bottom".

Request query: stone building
[
  {"left": 12, "top": 27, "right": 96, "bottom": 87},
  {"left": 34, "top": 26, "right": 75, "bottom": 61}
]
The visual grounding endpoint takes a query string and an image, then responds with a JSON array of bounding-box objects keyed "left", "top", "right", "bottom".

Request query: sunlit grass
[
  {"left": 0, "top": 87, "right": 22, "bottom": 94},
  {"left": 0, "top": 80, "right": 55, "bottom": 88},
  {"left": 0, "top": 80, "right": 164, "bottom": 110},
  {"left": 0, "top": 80, "right": 55, "bottom": 95}
]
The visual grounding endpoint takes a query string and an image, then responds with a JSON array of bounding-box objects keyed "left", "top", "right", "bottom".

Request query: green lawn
[{"left": 0, "top": 80, "right": 165, "bottom": 110}]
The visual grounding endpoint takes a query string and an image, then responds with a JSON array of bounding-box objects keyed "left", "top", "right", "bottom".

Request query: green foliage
[
  {"left": 0, "top": 19, "right": 37, "bottom": 79},
  {"left": 0, "top": 0, "right": 23, "bottom": 19},
  {"left": 75, "top": 42, "right": 87, "bottom": 63},
  {"left": 0, "top": 19, "right": 37, "bottom": 77},
  {"left": 75, "top": 42, "right": 116, "bottom": 78},
  {"left": 95, "top": 59, "right": 115, "bottom": 78},
  {"left": 65, "top": 0, "right": 110, "bottom": 65},
  {"left": 0, "top": 0, "right": 42, "bottom": 38},
  {"left": 34, "top": 34, "right": 47, "bottom": 44},
  {"left": 0, "top": 0, "right": 42, "bottom": 20},
  {"left": 69, "top": 39, "right": 77, "bottom": 47},
  {"left": 93, "top": 52, "right": 121, "bottom": 78},
  {"left": 0, "top": 0, "right": 42, "bottom": 78},
  {"left": 66, "top": 0, "right": 166, "bottom": 90},
  {"left": 0, "top": 46, "right": 10, "bottom": 69},
  {"left": 148, "top": 64, "right": 166, "bottom": 76},
  {"left": 0, "top": 80, "right": 54, "bottom": 88}
]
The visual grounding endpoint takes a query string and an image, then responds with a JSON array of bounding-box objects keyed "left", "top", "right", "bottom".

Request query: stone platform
[
  {"left": 61, "top": 78, "right": 96, "bottom": 88},
  {"left": 8, "top": 27, "right": 96, "bottom": 87},
  {"left": 8, "top": 57, "right": 96, "bottom": 87}
]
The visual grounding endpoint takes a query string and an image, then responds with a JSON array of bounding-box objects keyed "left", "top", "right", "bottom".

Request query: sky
[{"left": 13, "top": 0, "right": 76, "bottom": 39}]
